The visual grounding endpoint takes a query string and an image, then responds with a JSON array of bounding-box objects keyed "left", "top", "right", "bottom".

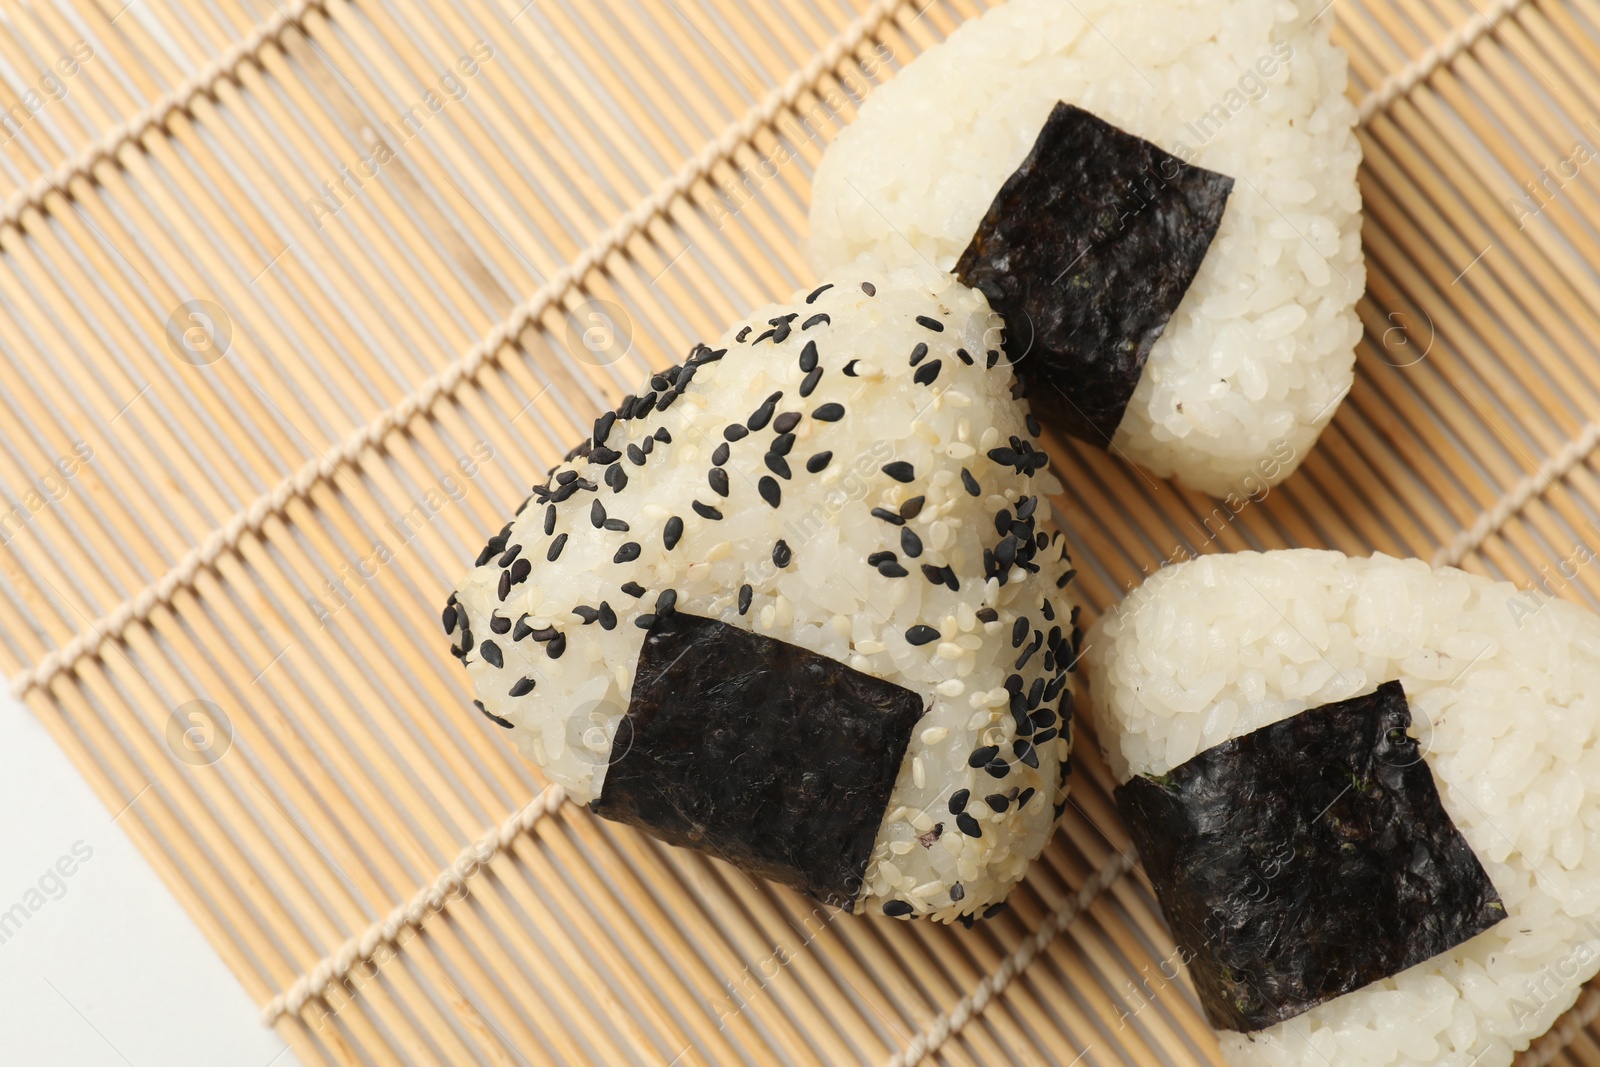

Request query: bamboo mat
[{"left": 3, "top": 0, "right": 1600, "bottom": 1063}]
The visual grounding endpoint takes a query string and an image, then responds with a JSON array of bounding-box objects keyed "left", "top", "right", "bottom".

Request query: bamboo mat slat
[{"left": 4, "top": 0, "right": 1600, "bottom": 1064}]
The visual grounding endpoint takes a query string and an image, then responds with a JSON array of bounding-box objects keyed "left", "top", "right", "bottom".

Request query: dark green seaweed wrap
[
  {"left": 591, "top": 611, "right": 925, "bottom": 908},
  {"left": 956, "top": 102, "right": 1233, "bottom": 445},
  {"left": 1114, "top": 680, "right": 1504, "bottom": 1032}
]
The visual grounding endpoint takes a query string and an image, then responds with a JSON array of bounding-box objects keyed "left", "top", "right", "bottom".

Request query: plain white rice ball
[
  {"left": 1086, "top": 549, "right": 1600, "bottom": 1066},
  {"left": 809, "top": 0, "right": 1364, "bottom": 497}
]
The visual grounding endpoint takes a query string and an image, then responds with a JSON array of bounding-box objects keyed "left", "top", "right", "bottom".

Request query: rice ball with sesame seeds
[{"left": 446, "top": 262, "right": 1080, "bottom": 921}]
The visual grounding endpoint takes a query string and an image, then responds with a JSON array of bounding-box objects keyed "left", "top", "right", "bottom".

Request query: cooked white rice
[
  {"left": 1086, "top": 549, "right": 1600, "bottom": 1066},
  {"left": 808, "top": 0, "right": 1364, "bottom": 497},
  {"left": 450, "top": 262, "right": 1079, "bottom": 919}
]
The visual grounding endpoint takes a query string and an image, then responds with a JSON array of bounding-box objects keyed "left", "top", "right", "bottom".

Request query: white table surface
[{"left": 0, "top": 693, "right": 300, "bottom": 1067}]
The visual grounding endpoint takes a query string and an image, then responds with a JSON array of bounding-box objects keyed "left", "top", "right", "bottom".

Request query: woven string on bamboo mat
[{"left": 1, "top": 0, "right": 1598, "bottom": 1063}]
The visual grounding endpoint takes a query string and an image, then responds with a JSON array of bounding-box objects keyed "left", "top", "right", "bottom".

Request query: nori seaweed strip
[
  {"left": 955, "top": 102, "right": 1234, "bottom": 445},
  {"left": 1114, "top": 681, "right": 1503, "bottom": 1033},
  {"left": 593, "top": 612, "right": 925, "bottom": 907}
]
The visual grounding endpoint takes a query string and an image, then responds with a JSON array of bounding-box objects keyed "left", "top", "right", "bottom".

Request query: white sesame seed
[
  {"left": 920, "top": 726, "right": 949, "bottom": 744},
  {"left": 856, "top": 639, "right": 886, "bottom": 655},
  {"left": 936, "top": 641, "right": 964, "bottom": 660},
  {"left": 936, "top": 678, "right": 965, "bottom": 697}
]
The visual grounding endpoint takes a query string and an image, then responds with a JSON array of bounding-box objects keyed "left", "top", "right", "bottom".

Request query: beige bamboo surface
[{"left": 2, "top": 0, "right": 1600, "bottom": 1063}]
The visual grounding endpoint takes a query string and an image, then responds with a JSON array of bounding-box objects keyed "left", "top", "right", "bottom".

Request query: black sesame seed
[
  {"left": 987, "top": 349, "right": 1000, "bottom": 369},
  {"left": 802, "top": 312, "right": 830, "bottom": 330},
  {"left": 799, "top": 366, "right": 823, "bottom": 397},
  {"left": 441, "top": 603, "right": 458, "bottom": 633},
  {"left": 594, "top": 411, "right": 617, "bottom": 445},
  {"left": 1033, "top": 727, "right": 1058, "bottom": 745},
  {"left": 764, "top": 453, "right": 791, "bottom": 479},
  {"left": 976, "top": 607, "right": 999, "bottom": 623},
  {"left": 950, "top": 882, "right": 965, "bottom": 901},
  {"left": 983, "top": 902, "right": 1008, "bottom": 919},
  {"left": 812, "top": 402, "right": 844, "bottom": 421},
  {"left": 626, "top": 444, "right": 646, "bottom": 465},
  {"left": 985, "top": 759, "right": 1010, "bottom": 779},
  {"left": 511, "top": 558, "right": 531, "bottom": 582},
  {"left": 738, "top": 584, "right": 753, "bottom": 615},
  {"left": 806, "top": 284, "right": 833, "bottom": 304},
  {"left": 490, "top": 614, "right": 510, "bottom": 635},
  {"left": 799, "top": 340, "right": 819, "bottom": 373},
  {"left": 909, "top": 342, "right": 929, "bottom": 366},
  {"left": 968, "top": 746, "right": 998, "bottom": 769},
  {"left": 590, "top": 500, "right": 606, "bottom": 528},
  {"left": 748, "top": 400, "right": 778, "bottom": 432},
  {"left": 656, "top": 589, "right": 677, "bottom": 616},
  {"left": 956, "top": 813, "right": 983, "bottom": 838},
  {"left": 634, "top": 613, "right": 657, "bottom": 629},
  {"left": 598, "top": 602, "right": 617, "bottom": 630},
  {"left": 915, "top": 314, "right": 944, "bottom": 332},
  {"left": 662, "top": 516, "right": 684, "bottom": 550},
  {"left": 498, "top": 544, "right": 522, "bottom": 567},
  {"left": 603, "top": 518, "right": 630, "bottom": 533},
  {"left": 711, "top": 442, "right": 730, "bottom": 466},
  {"left": 899, "top": 496, "right": 925, "bottom": 520},
  {"left": 547, "top": 533, "right": 568, "bottom": 562},
  {"left": 606, "top": 464, "right": 627, "bottom": 492},
  {"left": 861, "top": 281, "right": 876, "bottom": 296},
  {"left": 556, "top": 469, "right": 578, "bottom": 485},
  {"left": 773, "top": 411, "right": 801, "bottom": 434},
  {"left": 758, "top": 476, "right": 781, "bottom": 508},
  {"left": 1013, "top": 739, "right": 1039, "bottom": 768},
  {"left": 883, "top": 461, "right": 915, "bottom": 483},
  {"left": 621, "top": 581, "right": 646, "bottom": 598},
  {"left": 867, "top": 551, "right": 896, "bottom": 566},
  {"left": 724, "top": 424, "right": 749, "bottom": 442},
  {"left": 900, "top": 528, "right": 923, "bottom": 557},
  {"left": 842, "top": 360, "right": 860, "bottom": 377},
  {"left": 985, "top": 793, "right": 1010, "bottom": 813},
  {"left": 877, "top": 560, "right": 909, "bottom": 578},
  {"left": 614, "top": 542, "right": 641, "bottom": 563},
  {"left": 1011, "top": 618, "right": 1029, "bottom": 647},
  {"left": 949, "top": 789, "right": 970, "bottom": 814},
  {"left": 805, "top": 452, "right": 833, "bottom": 473},
  {"left": 961, "top": 468, "right": 981, "bottom": 496},
  {"left": 509, "top": 677, "right": 535, "bottom": 697},
  {"left": 913, "top": 359, "right": 942, "bottom": 386},
  {"left": 921, "top": 564, "right": 946, "bottom": 585},
  {"left": 640, "top": 435, "right": 654, "bottom": 455},
  {"left": 753, "top": 328, "right": 776, "bottom": 344},
  {"left": 589, "top": 446, "right": 620, "bottom": 465},
  {"left": 1017, "top": 788, "right": 1037, "bottom": 809},
  {"left": 772, "top": 540, "right": 792, "bottom": 568},
  {"left": 956, "top": 347, "right": 974, "bottom": 365},
  {"left": 574, "top": 605, "right": 600, "bottom": 624},
  {"left": 481, "top": 640, "right": 503, "bottom": 668},
  {"left": 692, "top": 501, "right": 723, "bottom": 520},
  {"left": 882, "top": 900, "right": 914, "bottom": 917},
  {"left": 736, "top": 325, "right": 753, "bottom": 343},
  {"left": 1026, "top": 413, "right": 1042, "bottom": 437},
  {"left": 655, "top": 427, "right": 671, "bottom": 443},
  {"left": 709, "top": 467, "right": 730, "bottom": 497},
  {"left": 544, "top": 504, "right": 557, "bottom": 535},
  {"left": 871, "top": 507, "right": 905, "bottom": 526},
  {"left": 906, "top": 624, "right": 940, "bottom": 646},
  {"left": 771, "top": 432, "right": 795, "bottom": 456}
]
